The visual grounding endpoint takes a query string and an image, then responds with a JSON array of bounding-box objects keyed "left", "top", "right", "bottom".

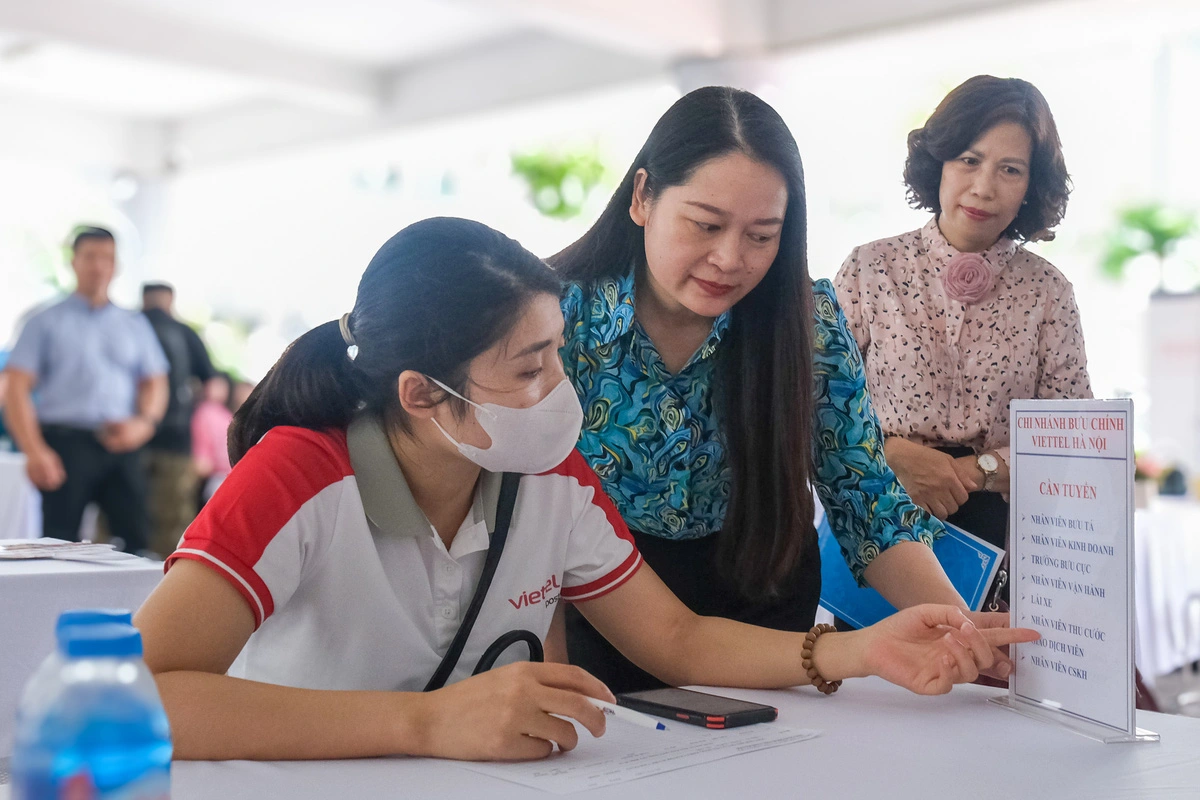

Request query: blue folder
[{"left": 817, "top": 507, "right": 1004, "bottom": 629}]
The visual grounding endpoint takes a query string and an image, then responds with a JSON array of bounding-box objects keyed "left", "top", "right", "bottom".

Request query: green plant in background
[
  {"left": 1100, "top": 204, "right": 1198, "bottom": 293},
  {"left": 12, "top": 229, "right": 74, "bottom": 294},
  {"left": 198, "top": 316, "right": 254, "bottom": 382},
  {"left": 511, "top": 148, "right": 606, "bottom": 220}
]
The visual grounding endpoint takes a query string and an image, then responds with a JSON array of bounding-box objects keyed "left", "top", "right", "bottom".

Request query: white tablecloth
[
  {"left": 82, "top": 679, "right": 1200, "bottom": 800},
  {"left": 0, "top": 557, "right": 163, "bottom": 757},
  {"left": 0, "top": 454, "right": 37, "bottom": 540},
  {"left": 1135, "top": 497, "right": 1200, "bottom": 683}
]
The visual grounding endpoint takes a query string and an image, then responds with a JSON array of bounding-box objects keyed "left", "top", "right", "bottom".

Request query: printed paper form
[
  {"left": 453, "top": 720, "right": 819, "bottom": 795},
  {"left": 0, "top": 538, "right": 141, "bottom": 563}
]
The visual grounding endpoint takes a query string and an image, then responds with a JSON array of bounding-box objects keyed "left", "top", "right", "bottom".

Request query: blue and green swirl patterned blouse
[{"left": 561, "top": 272, "right": 944, "bottom": 583}]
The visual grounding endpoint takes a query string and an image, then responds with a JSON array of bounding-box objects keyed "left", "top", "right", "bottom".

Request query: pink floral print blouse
[{"left": 833, "top": 217, "right": 1093, "bottom": 464}]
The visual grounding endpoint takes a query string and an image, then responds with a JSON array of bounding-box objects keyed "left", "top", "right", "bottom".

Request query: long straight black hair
[
  {"left": 229, "top": 217, "right": 560, "bottom": 464},
  {"left": 550, "top": 86, "right": 815, "bottom": 600}
]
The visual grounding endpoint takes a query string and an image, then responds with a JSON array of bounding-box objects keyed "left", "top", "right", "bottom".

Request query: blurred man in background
[
  {"left": 2, "top": 226, "right": 167, "bottom": 551},
  {"left": 141, "top": 281, "right": 215, "bottom": 556}
]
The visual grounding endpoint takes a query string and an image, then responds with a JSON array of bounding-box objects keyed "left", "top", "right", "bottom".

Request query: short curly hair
[{"left": 904, "top": 76, "right": 1071, "bottom": 243}]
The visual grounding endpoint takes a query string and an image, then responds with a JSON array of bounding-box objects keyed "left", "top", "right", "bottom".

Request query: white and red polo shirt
[{"left": 165, "top": 415, "right": 641, "bottom": 692}]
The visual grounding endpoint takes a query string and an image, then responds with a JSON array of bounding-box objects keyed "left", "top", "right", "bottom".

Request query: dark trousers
[
  {"left": 936, "top": 445, "right": 1009, "bottom": 605},
  {"left": 143, "top": 449, "right": 197, "bottom": 557},
  {"left": 40, "top": 426, "right": 149, "bottom": 553},
  {"left": 566, "top": 529, "right": 820, "bottom": 694}
]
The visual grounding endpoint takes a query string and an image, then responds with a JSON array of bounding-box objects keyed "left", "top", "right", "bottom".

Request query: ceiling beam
[
  {"left": 0, "top": 0, "right": 382, "bottom": 115},
  {"left": 15, "top": 0, "right": 1045, "bottom": 171},
  {"left": 168, "top": 31, "right": 666, "bottom": 168},
  {"left": 455, "top": 0, "right": 727, "bottom": 58},
  {"left": 766, "top": 0, "right": 1042, "bottom": 51}
]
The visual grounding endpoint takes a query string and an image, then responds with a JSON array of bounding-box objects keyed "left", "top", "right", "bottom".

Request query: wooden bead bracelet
[{"left": 801, "top": 623, "right": 842, "bottom": 695}]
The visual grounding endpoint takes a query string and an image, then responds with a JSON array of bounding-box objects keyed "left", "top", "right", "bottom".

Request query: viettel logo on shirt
[{"left": 509, "top": 575, "right": 561, "bottom": 610}]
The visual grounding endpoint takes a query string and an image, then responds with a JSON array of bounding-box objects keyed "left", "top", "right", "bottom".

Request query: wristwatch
[{"left": 976, "top": 452, "right": 999, "bottom": 492}]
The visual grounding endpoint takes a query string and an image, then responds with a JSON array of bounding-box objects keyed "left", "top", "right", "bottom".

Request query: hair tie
[{"left": 338, "top": 312, "right": 358, "bottom": 360}]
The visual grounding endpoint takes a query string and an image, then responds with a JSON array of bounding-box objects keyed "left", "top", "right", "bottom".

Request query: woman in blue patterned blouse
[{"left": 551, "top": 86, "right": 1014, "bottom": 692}]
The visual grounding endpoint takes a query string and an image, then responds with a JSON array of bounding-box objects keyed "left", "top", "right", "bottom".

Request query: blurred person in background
[
  {"left": 834, "top": 75, "right": 1091, "bottom": 556},
  {"left": 2, "top": 226, "right": 168, "bottom": 551},
  {"left": 191, "top": 371, "right": 234, "bottom": 508},
  {"left": 0, "top": 351, "right": 10, "bottom": 449},
  {"left": 231, "top": 379, "right": 255, "bottom": 413},
  {"left": 142, "top": 282, "right": 217, "bottom": 556}
]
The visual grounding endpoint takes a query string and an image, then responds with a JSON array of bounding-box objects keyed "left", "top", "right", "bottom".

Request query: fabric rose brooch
[{"left": 943, "top": 252, "right": 994, "bottom": 304}]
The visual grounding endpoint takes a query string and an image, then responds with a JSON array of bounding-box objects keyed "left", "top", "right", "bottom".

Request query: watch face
[{"left": 978, "top": 454, "right": 999, "bottom": 472}]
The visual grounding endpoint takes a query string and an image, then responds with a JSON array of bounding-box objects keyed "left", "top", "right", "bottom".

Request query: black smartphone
[{"left": 616, "top": 687, "right": 778, "bottom": 729}]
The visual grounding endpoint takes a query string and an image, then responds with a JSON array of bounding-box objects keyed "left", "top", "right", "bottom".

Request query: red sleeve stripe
[
  {"left": 172, "top": 427, "right": 352, "bottom": 625},
  {"left": 167, "top": 548, "right": 267, "bottom": 627},
  {"left": 562, "top": 550, "right": 643, "bottom": 602},
  {"left": 197, "top": 427, "right": 351, "bottom": 569},
  {"left": 542, "top": 450, "right": 642, "bottom": 603},
  {"left": 541, "top": 450, "right": 636, "bottom": 547}
]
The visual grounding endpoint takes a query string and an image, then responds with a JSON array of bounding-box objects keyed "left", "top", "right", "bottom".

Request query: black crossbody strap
[{"left": 423, "top": 472, "right": 522, "bottom": 692}]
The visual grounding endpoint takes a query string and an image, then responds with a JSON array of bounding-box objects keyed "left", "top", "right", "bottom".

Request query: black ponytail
[
  {"left": 228, "top": 321, "right": 361, "bottom": 464},
  {"left": 229, "top": 217, "right": 560, "bottom": 465}
]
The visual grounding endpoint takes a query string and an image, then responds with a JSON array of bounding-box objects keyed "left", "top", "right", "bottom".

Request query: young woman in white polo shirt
[{"left": 134, "top": 217, "right": 1037, "bottom": 763}]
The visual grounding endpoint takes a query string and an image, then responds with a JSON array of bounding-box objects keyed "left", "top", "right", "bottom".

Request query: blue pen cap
[
  {"left": 58, "top": 623, "right": 144, "bottom": 659},
  {"left": 55, "top": 609, "right": 133, "bottom": 636}
]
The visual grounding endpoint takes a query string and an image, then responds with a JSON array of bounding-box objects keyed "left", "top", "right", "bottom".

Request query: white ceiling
[
  {"left": 0, "top": 40, "right": 265, "bottom": 118},
  {"left": 103, "top": 0, "right": 518, "bottom": 67},
  {"left": 0, "top": 0, "right": 1048, "bottom": 171}
]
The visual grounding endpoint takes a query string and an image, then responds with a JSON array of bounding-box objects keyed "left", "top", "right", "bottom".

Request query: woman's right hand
[
  {"left": 884, "top": 438, "right": 975, "bottom": 519},
  {"left": 416, "top": 662, "right": 613, "bottom": 761}
]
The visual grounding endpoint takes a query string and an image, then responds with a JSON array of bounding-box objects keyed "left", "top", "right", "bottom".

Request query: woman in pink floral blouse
[{"left": 834, "top": 75, "right": 1092, "bottom": 552}]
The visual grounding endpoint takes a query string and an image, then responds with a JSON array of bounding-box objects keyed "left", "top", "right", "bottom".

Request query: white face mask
[{"left": 427, "top": 376, "right": 583, "bottom": 474}]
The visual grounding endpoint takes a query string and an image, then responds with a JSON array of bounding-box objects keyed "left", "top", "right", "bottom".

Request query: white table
[
  {"left": 1135, "top": 497, "right": 1200, "bottom": 684},
  {"left": 0, "top": 680, "right": 1182, "bottom": 800},
  {"left": 0, "top": 453, "right": 37, "bottom": 540},
  {"left": 0, "top": 557, "right": 163, "bottom": 757}
]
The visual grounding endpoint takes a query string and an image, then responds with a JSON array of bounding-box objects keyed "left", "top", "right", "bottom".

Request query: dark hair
[
  {"left": 904, "top": 75, "right": 1071, "bottom": 242},
  {"left": 71, "top": 226, "right": 115, "bottom": 252},
  {"left": 142, "top": 282, "right": 175, "bottom": 296},
  {"left": 549, "top": 86, "right": 815, "bottom": 601},
  {"left": 229, "top": 217, "right": 560, "bottom": 465}
]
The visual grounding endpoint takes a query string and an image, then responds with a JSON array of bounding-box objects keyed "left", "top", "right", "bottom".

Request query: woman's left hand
[{"left": 859, "top": 605, "right": 1039, "bottom": 695}]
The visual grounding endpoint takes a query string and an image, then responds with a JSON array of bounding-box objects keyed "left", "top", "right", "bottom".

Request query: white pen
[{"left": 590, "top": 699, "right": 668, "bottom": 731}]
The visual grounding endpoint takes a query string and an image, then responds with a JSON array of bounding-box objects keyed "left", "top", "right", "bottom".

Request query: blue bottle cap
[
  {"left": 58, "top": 623, "right": 144, "bottom": 659},
  {"left": 55, "top": 609, "right": 133, "bottom": 635}
]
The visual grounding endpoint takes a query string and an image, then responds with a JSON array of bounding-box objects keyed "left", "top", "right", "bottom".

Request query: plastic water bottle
[
  {"left": 18, "top": 610, "right": 135, "bottom": 720},
  {"left": 12, "top": 622, "right": 173, "bottom": 799}
]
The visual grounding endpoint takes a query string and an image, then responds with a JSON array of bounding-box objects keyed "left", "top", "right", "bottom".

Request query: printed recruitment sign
[{"left": 998, "top": 398, "right": 1152, "bottom": 742}]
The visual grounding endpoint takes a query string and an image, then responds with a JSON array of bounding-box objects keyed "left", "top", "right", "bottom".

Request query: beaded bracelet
[{"left": 801, "top": 623, "right": 842, "bottom": 695}]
